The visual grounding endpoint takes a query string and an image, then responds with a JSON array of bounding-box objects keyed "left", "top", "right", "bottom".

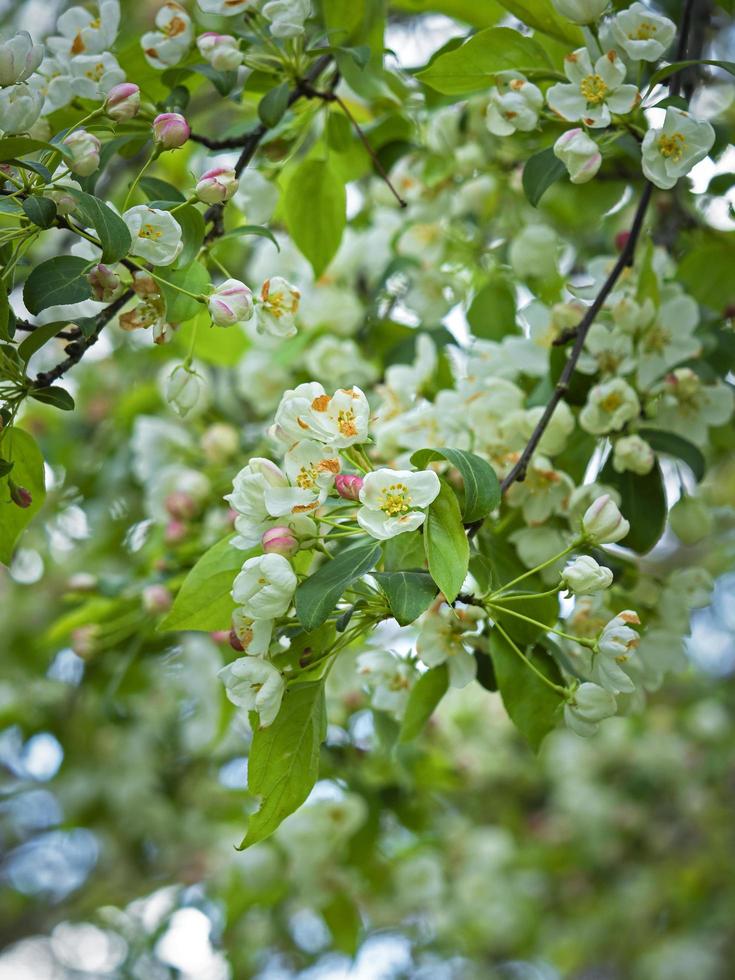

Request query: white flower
[
  {"left": 269, "top": 381, "right": 327, "bottom": 448},
  {"left": 196, "top": 32, "right": 243, "bottom": 71},
  {"left": 304, "top": 386, "right": 371, "bottom": 448},
  {"left": 547, "top": 48, "right": 639, "bottom": 129},
  {"left": 25, "top": 56, "right": 73, "bottom": 115},
  {"left": 612, "top": 434, "right": 654, "bottom": 475},
  {"left": 551, "top": 0, "right": 609, "bottom": 25},
  {"left": 653, "top": 368, "right": 734, "bottom": 444},
  {"left": 554, "top": 128, "right": 602, "bottom": 184},
  {"left": 582, "top": 494, "right": 630, "bottom": 544},
  {"left": 63, "top": 129, "right": 101, "bottom": 177},
  {"left": 0, "top": 82, "right": 43, "bottom": 134},
  {"left": 636, "top": 291, "right": 700, "bottom": 389},
  {"left": 641, "top": 108, "right": 715, "bottom": 191},
  {"left": 268, "top": 440, "right": 340, "bottom": 516},
  {"left": 257, "top": 276, "right": 300, "bottom": 338},
  {"left": 0, "top": 31, "right": 44, "bottom": 86},
  {"left": 164, "top": 364, "right": 204, "bottom": 418},
  {"left": 207, "top": 279, "right": 253, "bottom": 326},
  {"left": 356, "top": 649, "right": 416, "bottom": 718},
  {"left": 230, "top": 610, "right": 274, "bottom": 657},
  {"left": 592, "top": 610, "right": 640, "bottom": 693},
  {"left": 47, "top": 0, "right": 120, "bottom": 58},
  {"left": 579, "top": 377, "right": 640, "bottom": 434},
  {"left": 602, "top": 2, "right": 676, "bottom": 62},
  {"left": 197, "top": 0, "right": 257, "bottom": 15},
  {"left": 505, "top": 455, "right": 574, "bottom": 525},
  {"left": 219, "top": 656, "right": 284, "bottom": 727},
  {"left": 232, "top": 553, "right": 297, "bottom": 619},
  {"left": 226, "top": 457, "right": 289, "bottom": 548},
  {"left": 416, "top": 604, "right": 484, "bottom": 688},
  {"left": 562, "top": 555, "right": 613, "bottom": 594},
  {"left": 141, "top": 1, "right": 192, "bottom": 70},
  {"left": 123, "top": 206, "right": 183, "bottom": 266},
  {"left": 68, "top": 52, "right": 125, "bottom": 101},
  {"left": 486, "top": 71, "right": 543, "bottom": 136},
  {"left": 564, "top": 683, "right": 617, "bottom": 737},
  {"left": 262, "top": 0, "right": 311, "bottom": 37},
  {"left": 357, "top": 468, "right": 440, "bottom": 540},
  {"left": 577, "top": 322, "right": 635, "bottom": 376}
]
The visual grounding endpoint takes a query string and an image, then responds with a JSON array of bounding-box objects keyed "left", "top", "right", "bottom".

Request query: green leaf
[
  {"left": 416, "top": 27, "right": 550, "bottom": 95},
  {"left": 638, "top": 428, "right": 705, "bottom": 482},
  {"left": 601, "top": 458, "right": 667, "bottom": 555},
  {"left": 172, "top": 204, "right": 205, "bottom": 270},
  {"left": 381, "top": 530, "right": 426, "bottom": 571},
  {"left": 678, "top": 236, "right": 735, "bottom": 311},
  {"left": 423, "top": 479, "right": 469, "bottom": 603},
  {"left": 258, "top": 81, "right": 291, "bottom": 127},
  {"left": 495, "top": 0, "right": 584, "bottom": 44},
  {"left": 240, "top": 679, "right": 327, "bottom": 848},
  {"left": 190, "top": 63, "right": 237, "bottom": 96},
  {"left": 22, "top": 196, "right": 57, "bottom": 229},
  {"left": 0, "top": 428, "right": 46, "bottom": 566},
  {"left": 284, "top": 158, "right": 346, "bottom": 277},
  {"left": 399, "top": 663, "right": 449, "bottom": 742},
  {"left": 65, "top": 188, "right": 132, "bottom": 263},
  {"left": 18, "top": 322, "right": 70, "bottom": 363},
  {"left": 0, "top": 137, "right": 68, "bottom": 163},
  {"left": 467, "top": 277, "right": 517, "bottom": 341},
  {"left": 489, "top": 631, "right": 562, "bottom": 752},
  {"left": 322, "top": 892, "right": 362, "bottom": 956},
  {"left": 646, "top": 59, "right": 735, "bottom": 92},
  {"left": 487, "top": 535, "right": 559, "bottom": 645},
  {"left": 158, "top": 261, "right": 209, "bottom": 325},
  {"left": 213, "top": 224, "right": 280, "bottom": 251},
  {"left": 140, "top": 176, "right": 186, "bottom": 202},
  {"left": 0, "top": 280, "right": 10, "bottom": 342},
  {"left": 410, "top": 447, "right": 500, "bottom": 524},
  {"left": 523, "top": 147, "right": 567, "bottom": 207},
  {"left": 29, "top": 385, "right": 75, "bottom": 411},
  {"left": 295, "top": 540, "right": 381, "bottom": 630},
  {"left": 159, "top": 536, "right": 254, "bottom": 632},
  {"left": 374, "top": 571, "right": 437, "bottom": 626},
  {"left": 23, "top": 256, "right": 92, "bottom": 315}
]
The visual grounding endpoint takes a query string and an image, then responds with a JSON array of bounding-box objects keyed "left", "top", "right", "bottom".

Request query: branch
[{"left": 490, "top": 0, "right": 699, "bottom": 503}]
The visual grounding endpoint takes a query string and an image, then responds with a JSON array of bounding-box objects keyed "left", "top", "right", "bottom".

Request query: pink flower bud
[
  {"left": 105, "top": 82, "right": 141, "bottom": 121},
  {"left": 207, "top": 278, "right": 253, "bottom": 326},
  {"left": 164, "top": 519, "right": 188, "bottom": 544},
  {"left": 210, "top": 630, "right": 230, "bottom": 644},
  {"left": 9, "top": 481, "right": 32, "bottom": 508},
  {"left": 88, "top": 264, "right": 121, "bottom": 302},
  {"left": 335, "top": 473, "right": 363, "bottom": 501},
  {"left": 152, "top": 112, "right": 190, "bottom": 149},
  {"left": 142, "top": 584, "right": 172, "bottom": 613},
  {"left": 63, "top": 129, "right": 101, "bottom": 177},
  {"left": 196, "top": 166, "right": 238, "bottom": 205},
  {"left": 197, "top": 32, "right": 243, "bottom": 71},
  {"left": 262, "top": 525, "right": 299, "bottom": 557},
  {"left": 165, "top": 490, "right": 198, "bottom": 520},
  {"left": 615, "top": 230, "right": 631, "bottom": 252}
]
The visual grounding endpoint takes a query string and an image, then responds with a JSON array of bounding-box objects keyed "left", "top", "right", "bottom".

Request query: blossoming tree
[{"left": 1, "top": 0, "right": 735, "bottom": 957}]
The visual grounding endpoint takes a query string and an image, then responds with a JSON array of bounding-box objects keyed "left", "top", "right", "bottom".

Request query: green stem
[
  {"left": 493, "top": 620, "right": 568, "bottom": 697},
  {"left": 487, "top": 602, "right": 592, "bottom": 647},
  {"left": 122, "top": 148, "right": 158, "bottom": 212},
  {"left": 491, "top": 587, "right": 561, "bottom": 604},
  {"left": 490, "top": 545, "right": 574, "bottom": 598}
]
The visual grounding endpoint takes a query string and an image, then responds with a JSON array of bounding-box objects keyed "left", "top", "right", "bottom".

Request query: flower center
[
  {"left": 600, "top": 392, "right": 623, "bottom": 413},
  {"left": 337, "top": 409, "right": 357, "bottom": 437},
  {"left": 85, "top": 62, "right": 105, "bottom": 81},
  {"left": 629, "top": 22, "right": 657, "bottom": 41},
  {"left": 379, "top": 483, "right": 411, "bottom": 516},
  {"left": 296, "top": 465, "right": 318, "bottom": 489},
  {"left": 139, "top": 223, "right": 162, "bottom": 240},
  {"left": 165, "top": 16, "right": 188, "bottom": 37},
  {"left": 658, "top": 132, "right": 686, "bottom": 160},
  {"left": 580, "top": 74, "right": 608, "bottom": 105}
]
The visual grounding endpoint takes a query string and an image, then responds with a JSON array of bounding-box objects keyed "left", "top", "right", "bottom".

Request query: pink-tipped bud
[
  {"left": 142, "top": 584, "right": 172, "bottom": 614},
  {"left": 196, "top": 166, "right": 238, "bottom": 205},
  {"left": 335, "top": 473, "right": 363, "bottom": 501},
  {"left": 88, "top": 263, "right": 121, "bottom": 302},
  {"left": 210, "top": 630, "right": 230, "bottom": 644},
  {"left": 262, "top": 525, "right": 299, "bottom": 557},
  {"left": 165, "top": 491, "right": 198, "bottom": 521},
  {"left": 9, "top": 481, "right": 32, "bottom": 508},
  {"left": 152, "top": 112, "right": 190, "bottom": 149},
  {"left": 164, "top": 519, "right": 187, "bottom": 544},
  {"left": 615, "top": 230, "right": 631, "bottom": 252},
  {"left": 105, "top": 82, "right": 140, "bottom": 121}
]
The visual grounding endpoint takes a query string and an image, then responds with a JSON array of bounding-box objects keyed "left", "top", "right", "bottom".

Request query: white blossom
[
  {"left": 357, "top": 468, "right": 440, "bottom": 540},
  {"left": 486, "top": 72, "right": 543, "bottom": 136},
  {"left": 123, "top": 206, "right": 183, "bottom": 266},
  {"left": 564, "top": 683, "right": 617, "bottom": 737},
  {"left": 641, "top": 108, "right": 715, "bottom": 191},
  {"left": 547, "top": 49, "right": 639, "bottom": 128},
  {"left": 219, "top": 656, "right": 284, "bottom": 727},
  {"left": 232, "top": 553, "right": 297, "bottom": 620},
  {"left": 562, "top": 556, "right": 614, "bottom": 594},
  {"left": 602, "top": 2, "right": 676, "bottom": 62}
]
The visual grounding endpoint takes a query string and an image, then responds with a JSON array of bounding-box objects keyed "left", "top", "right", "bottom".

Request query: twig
[
  {"left": 332, "top": 93, "right": 407, "bottom": 209},
  {"left": 15, "top": 320, "right": 79, "bottom": 341},
  {"left": 484, "top": 0, "right": 699, "bottom": 504}
]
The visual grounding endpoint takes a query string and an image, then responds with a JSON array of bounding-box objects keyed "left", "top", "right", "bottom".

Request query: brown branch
[{"left": 15, "top": 320, "right": 79, "bottom": 341}]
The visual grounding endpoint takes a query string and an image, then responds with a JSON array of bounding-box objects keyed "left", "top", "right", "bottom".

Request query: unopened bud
[
  {"left": 105, "top": 82, "right": 140, "bottom": 121},
  {"left": 152, "top": 112, "right": 190, "bottom": 149},
  {"left": 9, "top": 480, "right": 31, "bottom": 508},
  {"left": 165, "top": 490, "right": 198, "bottom": 520},
  {"left": 582, "top": 494, "right": 630, "bottom": 545},
  {"left": 142, "top": 584, "right": 172, "bottom": 613},
  {"left": 196, "top": 166, "right": 238, "bottom": 205},
  {"left": 88, "top": 263, "right": 121, "bottom": 302},
  {"left": 262, "top": 525, "right": 299, "bottom": 557},
  {"left": 63, "top": 129, "right": 101, "bottom": 177},
  {"left": 201, "top": 423, "right": 238, "bottom": 463},
  {"left": 335, "top": 473, "right": 363, "bottom": 501},
  {"left": 669, "top": 495, "right": 713, "bottom": 546},
  {"left": 164, "top": 519, "right": 187, "bottom": 544}
]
